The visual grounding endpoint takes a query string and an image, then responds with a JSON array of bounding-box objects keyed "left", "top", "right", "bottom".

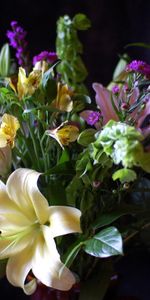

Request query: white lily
[{"left": 0, "top": 168, "right": 82, "bottom": 295}]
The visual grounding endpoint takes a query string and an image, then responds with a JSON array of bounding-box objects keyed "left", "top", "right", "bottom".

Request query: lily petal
[
  {"left": 49, "top": 206, "right": 82, "bottom": 238},
  {"left": 0, "top": 230, "right": 34, "bottom": 259},
  {"left": 32, "top": 226, "right": 75, "bottom": 291},
  {"left": 6, "top": 246, "right": 37, "bottom": 295},
  {"left": 6, "top": 168, "right": 49, "bottom": 224},
  {"left": 0, "top": 180, "right": 33, "bottom": 235},
  {"left": 93, "top": 83, "right": 119, "bottom": 124}
]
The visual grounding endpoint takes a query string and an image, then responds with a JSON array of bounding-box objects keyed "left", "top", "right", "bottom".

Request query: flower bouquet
[{"left": 0, "top": 13, "right": 149, "bottom": 300}]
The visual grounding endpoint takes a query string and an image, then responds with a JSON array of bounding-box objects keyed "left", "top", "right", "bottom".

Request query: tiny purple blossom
[
  {"left": 80, "top": 110, "right": 101, "bottom": 126},
  {"left": 126, "top": 60, "right": 150, "bottom": 77},
  {"left": 33, "top": 51, "right": 58, "bottom": 65},
  {"left": 112, "top": 85, "right": 120, "bottom": 94}
]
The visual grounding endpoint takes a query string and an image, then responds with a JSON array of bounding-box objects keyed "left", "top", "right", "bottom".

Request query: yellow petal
[
  {"left": 2, "top": 113, "right": 20, "bottom": 133},
  {"left": 17, "top": 67, "right": 27, "bottom": 99},
  {"left": 57, "top": 125, "right": 79, "bottom": 145},
  {"left": 6, "top": 246, "right": 37, "bottom": 295},
  {"left": 32, "top": 226, "right": 75, "bottom": 291},
  {"left": 6, "top": 168, "right": 49, "bottom": 224},
  {"left": 49, "top": 206, "right": 82, "bottom": 238},
  {"left": 0, "top": 114, "right": 20, "bottom": 148},
  {"left": 59, "top": 95, "right": 73, "bottom": 112}
]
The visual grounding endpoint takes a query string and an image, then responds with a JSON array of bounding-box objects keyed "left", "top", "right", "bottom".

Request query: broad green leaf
[
  {"left": 84, "top": 226, "right": 123, "bottom": 257},
  {"left": 112, "top": 168, "right": 137, "bottom": 183},
  {"left": 78, "top": 129, "right": 96, "bottom": 146}
]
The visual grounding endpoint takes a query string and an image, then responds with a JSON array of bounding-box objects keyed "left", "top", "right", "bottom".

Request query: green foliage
[
  {"left": 112, "top": 168, "right": 137, "bottom": 183},
  {"left": 91, "top": 120, "right": 150, "bottom": 173},
  {"left": 0, "top": 44, "right": 10, "bottom": 77},
  {"left": 56, "top": 14, "right": 91, "bottom": 93},
  {"left": 84, "top": 226, "right": 123, "bottom": 258},
  {"left": 77, "top": 129, "right": 96, "bottom": 146}
]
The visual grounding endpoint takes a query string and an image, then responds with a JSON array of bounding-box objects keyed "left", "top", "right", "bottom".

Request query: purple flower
[
  {"left": 112, "top": 85, "right": 120, "bottom": 94},
  {"left": 6, "top": 20, "right": 30, "bottom": 70},
  {"left": 126, "top": 60, "right": 150, "bottom": 77},
  {"left": 80, "top": 110, "right": 101, "bottom": 126},
  {"left": 33, "top": 51, "right": 58, "bottom": 65}
]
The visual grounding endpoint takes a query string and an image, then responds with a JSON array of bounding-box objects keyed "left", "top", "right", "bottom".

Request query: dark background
[
  {"left": 0, "top": 1, "right": 150, "bottom": 299},
  {"left": 1, "top": 0, "right": 150, "bottom": 92}
]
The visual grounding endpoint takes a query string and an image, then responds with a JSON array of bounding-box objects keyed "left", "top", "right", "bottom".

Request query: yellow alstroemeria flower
[
  {"left": 0, "top": 113, "right": 20, "bottom": 148},
  {"left": 10, "top": 67, "right": 41, "bottom": 100},
  {"left": 51, "top": 82, "right": 73, "bottom": 112},
  {"left": 46, "top": 123, "right": 79, "bottom": 149},
  {"left": 0, "top": 168, "right": 81, "bottom": 295}
]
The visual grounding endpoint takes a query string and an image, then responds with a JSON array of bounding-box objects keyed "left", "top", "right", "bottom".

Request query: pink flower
[{"left": 92, "top": 83, "right": 119, "bottom": 125}]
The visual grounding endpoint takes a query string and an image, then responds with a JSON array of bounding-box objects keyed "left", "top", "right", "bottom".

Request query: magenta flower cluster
[
  {"left": 7, "top": 21, "right": 29, "bottom": 67},
  {"left": 33, "top": 51, "right": 58, "bottom": 65},
  {"left": 86, "top": 111, "right": 101, "bottom": 125},
  {"left": 126, "top": 60, "right": 150, "bottom": 77}
]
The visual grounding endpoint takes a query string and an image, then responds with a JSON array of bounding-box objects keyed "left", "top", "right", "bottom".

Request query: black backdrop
[
  {"left": 1, "top": 0, "right": 150, "bottom": 92},
  {"left": 0, "top": 1, "right": 150, "bottom": 299}
]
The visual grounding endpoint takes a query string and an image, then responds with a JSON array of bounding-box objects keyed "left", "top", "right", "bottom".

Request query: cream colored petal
[
  {"left": 48, "top": 206, "right": 82, "bottom": 238},
  {"left": 0, "top": 229, "right": 34, "bottom": 259},
  {"left": 6, "top": 168, "right": 49, "bottom": 224},
  {"left": 32, "top": 226, "right": 75, "bottom": 291},
  {"left": 0, "top": 209, "right": 32, "bottom": 236},
  {"left": 0, "top": 180, "right": 32, "bottom": 234},
  {"left": 0, "top": 132, "right": 7, "bottom": 148},
  {"left": 6, "top": 246, "right": 37, "bottom": 295}
]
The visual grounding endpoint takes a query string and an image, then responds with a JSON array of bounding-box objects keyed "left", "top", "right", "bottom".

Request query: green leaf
[
  {"left": 78, "top": 129, "right": 96, "bottom": 146},
  {"left": 73, "top": 14, "right": 91, "bottom": 30},
  {"left": 125, "top": 42, "right": 150, "bottom": 49},
  {"left": 139, "top": 153, "right": 150, "bottom": 173},
  {"left": 79, "top": 260, "right": 113, "bottom": 300},
  {"left": 84, "top": 226, "right": 123, "bottom": 257},
  {"left": 112, "top": 168, "right": 137, "bottom": 183},
  {"left": 93, "top": 205, "right": 140, "bottom": 230},
  {"left": 62, "top": 240, "right": 83, "bottom": 268},
  {"left": 0, "top": 44, "right": 10, "bottom": 77},
  {"left": 44, "top": 161, "right": 75, "bottom": 176},
  {"left": 58, "top": 149, "right": 70, "bottom": 164},
  {"left": 0, "top": 259, "right": 7, "bottom": 279},
  {"left": 42, "top": 62, "right": 59, "bottom": 101}
]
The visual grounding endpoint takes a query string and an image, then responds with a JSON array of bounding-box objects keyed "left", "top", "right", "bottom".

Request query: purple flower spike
[
  {"left": 33, "top": 51, "right": 58, "bottom": 65},
  {"left": 7, "top": 20, "right": 30, "bottom": 70}
]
